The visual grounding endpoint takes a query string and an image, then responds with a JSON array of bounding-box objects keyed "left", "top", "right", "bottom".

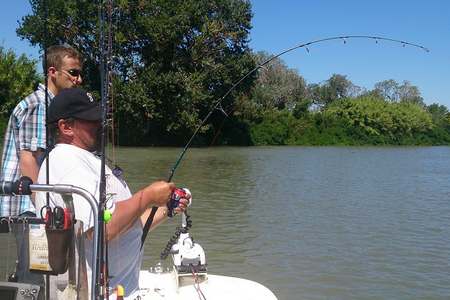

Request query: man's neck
[
  {"left": 46, "top": 80, "right": 58, "bottom": 96},
  {"left": 57, "top": 138, "right": 93, "bottom": 153}
]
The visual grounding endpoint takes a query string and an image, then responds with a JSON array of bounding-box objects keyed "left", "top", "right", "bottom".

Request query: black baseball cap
[{"left": 48, "top": 88, "right": 102, "bottom": 123}]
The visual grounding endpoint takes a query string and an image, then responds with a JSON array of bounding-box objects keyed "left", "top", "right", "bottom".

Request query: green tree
[
  {"left": 292, "top": 98, "right": 312, "bottom": 119},
  {"left": 398, "top": 80, "right": 424, "bottom": 106},
  {"left": 373, "top": 79, "right": 424, "bottom": 106},
  {"left": 427, "top": 103, "right": 449, "bottom": 124},
  {"left": 307, "top": 74, "right": 357, "bottom": 108},
  {"left": 327, "top": 74, "right": 352, "bottom": 99},
  {"left": 0, "top": 46, "right": 41, "bottom": 116},
  {"left": 18, "top": 0, "right": 255, "bottom": 145},
  {"left": 251, "top": 51, "right": 307, "bottom": 111},
  {"left": 325, "top": 96, "right": 433, "bottom": 143},
  {"left": 374, "top": 79, "right": 399, "bottom": 101}
]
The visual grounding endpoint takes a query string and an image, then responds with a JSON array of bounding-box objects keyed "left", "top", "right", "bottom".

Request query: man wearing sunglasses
[{"left": 0, "top": 45, "right": 83, "bottom": 286}]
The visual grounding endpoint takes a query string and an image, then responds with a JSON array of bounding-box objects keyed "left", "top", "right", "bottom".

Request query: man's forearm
[
  {"left": 19, "top": 150, "right": 41, "bottom": 182},
  {"left": 19, "top": 150, "right": 42, "bottom": 204},
  {"left": 106, "top": 191, "right": 143, "bottom": 241},
  {"left": 105, "top": 181, "right": 174, "bottom": 241},
  {"left": 106, "top": 188, "right": 158, "bottom": 241},
  {"left": 140, "top": 207, "right": 168, "bottom": 232}
]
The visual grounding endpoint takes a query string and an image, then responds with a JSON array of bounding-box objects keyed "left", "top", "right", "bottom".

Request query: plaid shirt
[{"left": 0, "top": 84, "right": 54, "bottom": 216}]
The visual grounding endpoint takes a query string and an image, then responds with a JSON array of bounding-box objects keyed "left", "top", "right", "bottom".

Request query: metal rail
[{"left": 29, "top": 184, "right": 99, "bottom": 300}]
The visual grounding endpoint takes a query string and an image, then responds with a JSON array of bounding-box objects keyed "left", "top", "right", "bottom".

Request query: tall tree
[
  {"left": 398, "top": 80, "right": 424, "bottom": 106},
  {"left": 0, "top": 46, "right": 41, "bottom": 116},
  {"left": 251, "top": 51, "right": 307, "bottom": 111},
  {"left": 327, "top": 74, "right": 352, "bottom": 99},
  {"left": 427, "top": 103, "right": 449, "bottom": 125},
  {"left": 307, "top": 74, "right": 357, "bottom": 108},
  {"left": 374, "top": 79, "right": 399, "bottom": 102},
  {"left": 373, "top": 79, "right": 424, "bottom": 106},
  {"left": 17, "top": 0, "right": 255, "bottom": 145}
]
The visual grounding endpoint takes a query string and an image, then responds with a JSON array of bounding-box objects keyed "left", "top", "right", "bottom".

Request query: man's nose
[{"left": 75, "top": 75, "right": 83, "bottom": 85}]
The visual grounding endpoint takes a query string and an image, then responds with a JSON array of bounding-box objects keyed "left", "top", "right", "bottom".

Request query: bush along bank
[{"left": 243, "top": 97, "right": 450, "bottom": 146}]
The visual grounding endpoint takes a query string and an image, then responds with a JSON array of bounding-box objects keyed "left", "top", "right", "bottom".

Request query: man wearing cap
[
  {"left": 0, "top": 45, "right": 82, "bottom": 285},
  {"left": 35, "top": 88, "right": 189, "bottom": 298}
]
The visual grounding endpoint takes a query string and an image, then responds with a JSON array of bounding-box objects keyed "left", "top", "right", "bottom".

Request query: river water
[{"left": 1, "top": 146, "right": 450, "bottom": 299}]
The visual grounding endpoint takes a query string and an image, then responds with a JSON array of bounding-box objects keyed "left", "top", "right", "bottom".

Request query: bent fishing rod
[{"left": 140, "top": 34, "right": 429, "bottom": 248}]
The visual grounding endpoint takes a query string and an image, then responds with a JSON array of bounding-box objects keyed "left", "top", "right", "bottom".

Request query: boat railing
[{"left": 0, "top": 180, "right": 99, "bottom": 300}]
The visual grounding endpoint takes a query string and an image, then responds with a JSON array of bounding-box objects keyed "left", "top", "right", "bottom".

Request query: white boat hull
[{"left": 125, "top": 270, "right": 278, "bottom": 300}]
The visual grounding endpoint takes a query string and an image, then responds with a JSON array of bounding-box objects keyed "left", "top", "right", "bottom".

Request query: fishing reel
[{"left": 167, "top": 188, "right": 188, "bottom": 218}]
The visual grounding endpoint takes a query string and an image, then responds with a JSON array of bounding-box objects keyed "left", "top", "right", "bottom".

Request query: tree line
[
  {"left": 0, "top": 0, "right": 448, "bottom": 146},
  {"left": 243, "top": 52, "right": 450, "bottom": 145}
]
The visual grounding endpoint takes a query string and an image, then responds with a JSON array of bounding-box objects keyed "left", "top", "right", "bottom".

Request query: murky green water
[{"left": 2, "top": 146, "right": 450, "bottom": 299}]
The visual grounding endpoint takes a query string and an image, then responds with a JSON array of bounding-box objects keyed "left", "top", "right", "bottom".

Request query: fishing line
[
  {"left": 141, "top": 35, "right": 429, "bottom": 248},
  {"left": 191, "top": 264, "right": 207, "bottom": 300}
]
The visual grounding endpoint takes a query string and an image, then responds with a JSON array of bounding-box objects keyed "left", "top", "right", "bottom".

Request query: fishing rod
[
  {"left": 170, "top": 35, "right": 428, "bottom": 180},
  {"left": 141, "top": 34, "right": 429, "bottom": 248},
  {"left": 97, "top": 0, "right": 113, "bottom": 298},
  {"left": 43, "top": 0, "right": 51, "bottom": 299}
]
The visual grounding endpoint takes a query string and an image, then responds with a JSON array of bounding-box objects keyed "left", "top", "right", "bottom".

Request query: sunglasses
[{"left": 61, "top": 69, "right": 82, "bottom": 78}]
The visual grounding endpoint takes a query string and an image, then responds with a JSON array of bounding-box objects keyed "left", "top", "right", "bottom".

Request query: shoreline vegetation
[
  {"left": 239, "top": 98, "right": 450, "bottom": 147},
  {"left": 1, "top": 1, "right": 449, "bottom": 147}
]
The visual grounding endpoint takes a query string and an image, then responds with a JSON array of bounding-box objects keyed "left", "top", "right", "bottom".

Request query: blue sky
[
  {"left": 1, "top": 1, "right": 449, "bottom": 107},
  {"left": 250, "top": 0, "right": 450, "bottom": 107}
]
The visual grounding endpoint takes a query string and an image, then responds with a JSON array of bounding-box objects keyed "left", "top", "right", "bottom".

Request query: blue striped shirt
[{"left": 0, "top": 84, "right": 54, "bottom": 216}]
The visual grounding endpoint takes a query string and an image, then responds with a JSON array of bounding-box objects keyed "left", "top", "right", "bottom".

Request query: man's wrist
[{"left": 162, "top": 207, "right": 169, "bottom": 218}]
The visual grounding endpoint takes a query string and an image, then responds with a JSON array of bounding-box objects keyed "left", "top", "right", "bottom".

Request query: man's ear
[
  {"left": 57, "top": 119, "right": 74, "bottom": 137},
  {"left": 48, "top": 66, "right": 57, "bottom": 78}
]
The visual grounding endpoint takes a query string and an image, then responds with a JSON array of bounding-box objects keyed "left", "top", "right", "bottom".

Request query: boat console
[{"left": 0, "top": 281, "right": 43, "bottom": 300}]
